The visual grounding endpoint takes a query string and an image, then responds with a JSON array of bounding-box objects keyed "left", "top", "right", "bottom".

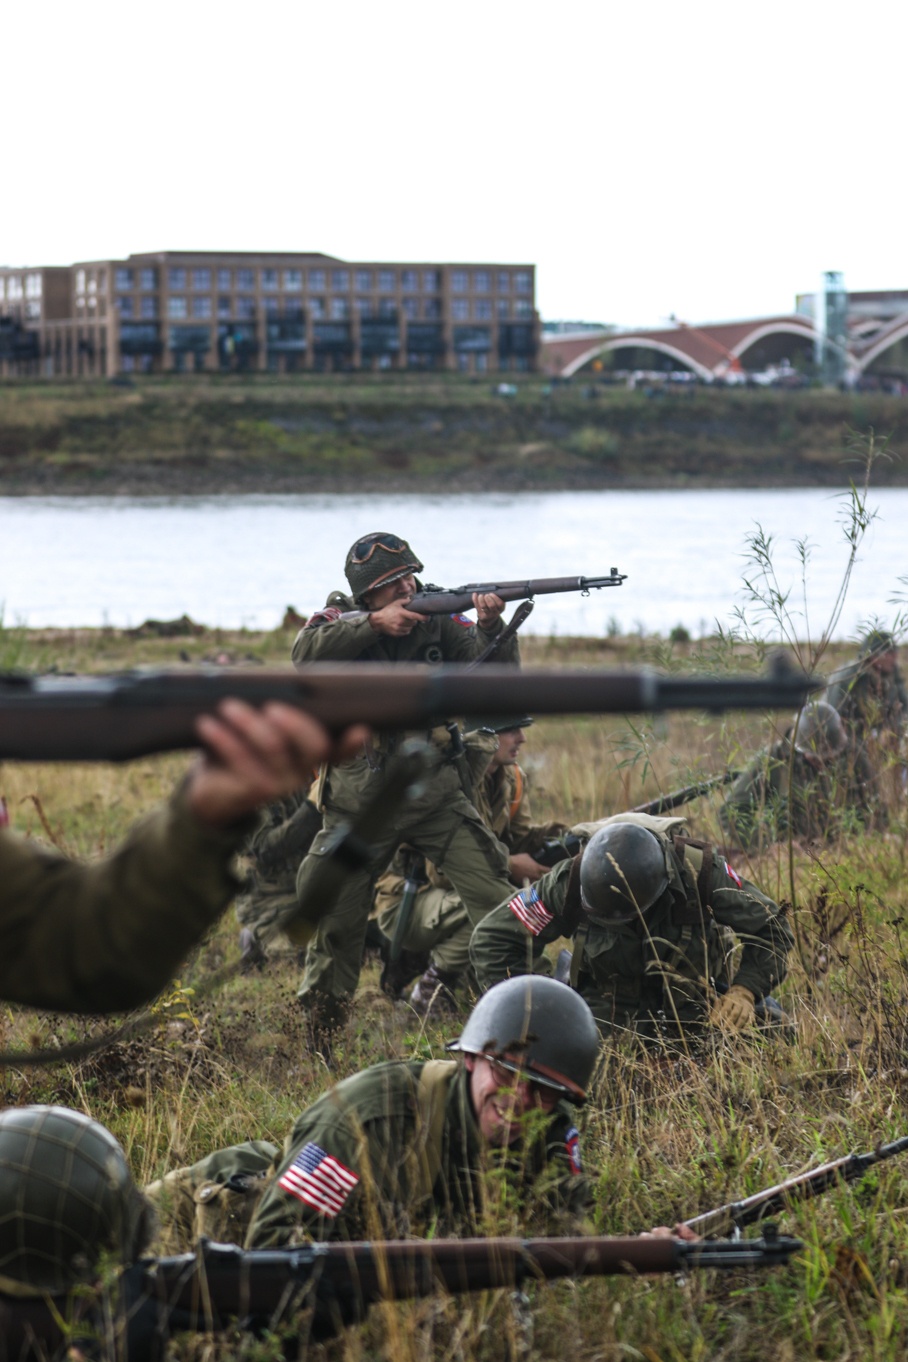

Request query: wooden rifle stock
[{"left": 0, "top": 660, "right": 819, "bottom": 763}]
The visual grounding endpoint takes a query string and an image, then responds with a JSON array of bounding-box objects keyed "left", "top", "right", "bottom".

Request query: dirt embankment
[{"left": 0, "top": 376, "right": 905, "bottom": 494}]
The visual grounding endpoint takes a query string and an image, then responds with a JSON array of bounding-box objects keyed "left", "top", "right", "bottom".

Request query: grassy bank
[
  {"left": 0, "top": 375, "right": 906, "bottom": 493},
  {"left": 2, "top": 626, "right": 908, "bottom": 1357}
]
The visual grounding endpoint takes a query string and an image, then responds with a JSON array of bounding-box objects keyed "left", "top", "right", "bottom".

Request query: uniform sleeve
[
  {"left": 531, "top": 1112, "right": 594, "bottom": 1235},
  {"left": 708, "top": 853, "right": 793, "bottom": 999},
  {"left": 0, "top": 791, "right": 248, "bottom": 1013},
  {"left": 291, "top": 613, "right": 379, "bottom": 663},
  {"left": 470, "top": 862, "right": 572, "bottom": 990}
]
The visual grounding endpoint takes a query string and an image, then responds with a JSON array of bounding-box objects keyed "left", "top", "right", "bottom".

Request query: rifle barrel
[{"left": 408, "top": 572, "right": 627, "bottom": 614}]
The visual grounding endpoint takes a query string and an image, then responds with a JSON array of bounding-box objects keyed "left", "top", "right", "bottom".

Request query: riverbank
[{"left": 1, "top": 375, "right": 905, "bottom": 493}]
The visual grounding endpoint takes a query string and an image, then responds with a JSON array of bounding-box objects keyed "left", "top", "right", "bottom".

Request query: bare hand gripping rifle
[
  {"left": 0, "top": 657, "right": 819, "bottom": 762},
  {"left": 0, "top": 1231, "right": 802, "bottom": 1359},
  {"left": 684, "top": 1133, "right": 908, "bottom": 1237}
]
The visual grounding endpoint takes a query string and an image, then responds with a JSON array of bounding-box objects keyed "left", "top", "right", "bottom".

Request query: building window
[
  {"left": 402, "top": 297, "right": 418, "bottom": 320},
  {"left": 331, "top": 269, "right": 349, "bottom": 291},
  {"left": 309, "top": 269, "right": 326, "bottom": 290},
  {"left": 117, "top": 296, "right": 135, "bottom": 318},
  {"left": 261, "top": 268, "right": 278, "bottom": 291},
  {"left": 309, "top": 296, "right": 325, "bottom": 319},
  {"left": 496, "top": 298, "right": 510, "bottom": 319},
  {"left": 378, "top": 269, "right": 396, "bottom": 292},
  {"left": 497, "top": 272, "right": 510, "bottom": 292},
  {"left": 355, "top": 297, "right": 371, "bottom": 315},
  {"left": 236, "top": 296, "right": 256, "bottom": 319},
  {"left": 474, "top": 299, "right": 492, "bottom": 320},
  {"left": 424, "top": 298, "right": 441, "bottom": 320},
  {"left": 25, "top": 273, "right": 41, "bottom": 298},
  {"left": 263, "top": 296, "right": 280, "bottom": 316},
  {"left": 169, "top": 268, "right": 187, "bottom": 290},
  {"left": 474, "top": 270, "right": 490, "bottom": 293},
  {"left": 401, "top": 270, "right": 418, "bottom": 292},
  {"left": 379, "top": 298, "right": 396, "bottom": 317},
  {"left": 192, "top": 268, "right": 211, "bottom": 291},
  {"left": 451, "top": 270, "right": 468, "bottom": 293},
  {"left": 355, "top": 269, "right": 373, "bottom": 291},
  {"left": 475, "top": 352, "right": 488, "bottom": 372},
  {"left": 141, "top": 295, "right": 158, "bottom": 319},
  {"left": 330, "top": 297, "right": 348, "bottom": 320},
  {"left": 217, "top": 296, "right": 232, "bottom": 319},
  {"left": 515, "top": 299, "right": 534, "bottom": 318},
  {"left": 115, "top": 268, "right": 134, "bottom": 291},
  {"left": 237, "top": 268, "right": 254, "bottom": 290},
  {"left": 423, "top": 270, "right": 441, "bottom": 291},
  {"left": 284, "top": 269, "right": 302, "bottom": 291},
  {"left": 457, "top": 353, "right": 470, "bottom": 372},
  {"left": 515, "top": 271, "right": 532, "bottom": 294},
  {"left": 98, "top": 272, "right": 107, "bottom": 293},
  {"left": 76, "top": 270, "right": 86, "bottom": 294},
  {"left": 217, "top": 268, "right": 232, "bottom": 290},
  {"left": 140, "top": 268, "right": 157, "bottom": 291},
  {"left": 6, "top": 277, "right": 23, "bottom": 301},
  {"left": 451, "top": 299, "right": 469, "bottom": 320},
  {"left": 192, "top": 295, "right": 212, "bottom": 318},
  {"left": 168, "top": 296, "right": 188, "bottom": 319},
  {"left": 25, "top": 300, "right": 41, "bottom": 319}
]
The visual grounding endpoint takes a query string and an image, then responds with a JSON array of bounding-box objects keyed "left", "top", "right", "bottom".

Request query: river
[{"left": 1, "top": 489, "right": 905, "bottom": 640}]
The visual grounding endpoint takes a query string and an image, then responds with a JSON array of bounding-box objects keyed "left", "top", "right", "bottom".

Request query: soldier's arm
[
  {"left": 535, "top": 1112, "right": 594, "bottom": 1235},
  {"left": 292, "top": 612, "right": 381, "bottom": 663},
  {"left": 470, "top": 862, "right": 572, "bottom": 991},
  {"left": 709, "top": 854, "right": 794, "bottom": 999}
]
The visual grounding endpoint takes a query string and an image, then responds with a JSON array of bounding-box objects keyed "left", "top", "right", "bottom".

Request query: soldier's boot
[
  {"left": 239, "top": 928, "right": 267, "bottom": 974},
  {"left": 380, "top": 948, "right": 431, "bottom": 1000},
  {"left": 409, "top": 964, "right": 461, "bottom": 1017}
]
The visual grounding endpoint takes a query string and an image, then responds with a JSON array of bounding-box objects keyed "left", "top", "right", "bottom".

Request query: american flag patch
[
  {"left": 508, "top": 886, "right": 553, "bottom": 936},
  {"left": 565, "top": 1126, "right": 582, "bottom": 1175},
  {"left": 277, "top": 1142, "right": 359, "bottom": 1216},
  {"left": 723, "top": 860, "right": 742, "bottom": 888},
  {"left": 451, "top": 613, "right": 473, "bottom": 627}
]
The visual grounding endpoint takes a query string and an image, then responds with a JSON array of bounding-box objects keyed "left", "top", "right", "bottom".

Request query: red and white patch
[
  {"left": 450, "top": 613, "right": 474, "bottom": 627},
  {"left": 278, "top": 1142, "right": 359, "bottom": 1217},
  {"left": 306, "top": 607, "right": 344, "bottom": 629},
  {"left": 565, "top": 1126, "right": 583, "bottom": 1174},
  {"left": 508, "top": 886, "right": 553, "bottom": 936},
  {"left": 723, "top": 860, "right": 742, "bottom": 888}
]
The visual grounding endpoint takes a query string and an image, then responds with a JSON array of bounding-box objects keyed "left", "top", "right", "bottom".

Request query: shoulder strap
[
  {"left": 508, "top": 766, "right": 524, "bottom": 822},
  {"left": 414, "top": 1060, "right": 458, "bottom": 1201},
  {"left": 671, "top": 836, "right": 715, "bottom": 925}
]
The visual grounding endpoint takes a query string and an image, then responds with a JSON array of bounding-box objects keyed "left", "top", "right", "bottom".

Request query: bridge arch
[
  {"left": 855, "top": 315, "right": 908, "bottom": 373},
  {"left": 562, "top": 336, "right": 713, "bottom": 380}
]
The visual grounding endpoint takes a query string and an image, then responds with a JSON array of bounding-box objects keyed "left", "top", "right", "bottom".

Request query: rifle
[
  {"left": 684, "top": 1133, "right": 908, "bottom": 1237},
  {"left": 0, "top": 1232, "right": 801, "bottom": 1358},
  {"left": 632, "top": 770, "right": 741, "bottom": 816},
  {"left": 0, "top": 659, "right": 819, "bottom": 762},
  {"left": 341, "top": 571, "right": 628, "bottom": 620},
  {"left": 533, "top": 832, "right": 583, "bottom": 868}
]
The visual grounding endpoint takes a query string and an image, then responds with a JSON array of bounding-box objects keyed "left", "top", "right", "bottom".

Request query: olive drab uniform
[
  {"left": 718, "top": 736, "right": 870, "bottom": 851},
  {"left": 0, "top": 792, "right": 250, "bottom": 1013},
  {"left": 234, "top": 789, "right": 322, "bottom": 950},
  {"left": 374, "top": 737, "right": 566, "bottom": 975},
  {"left": 144, "top": 1060, "right": 589, "bottom": 1252},
  {"left": 470, "top": 814, "right": 793, "bottom": 1040},
  {"left": 291, "top": 592, "right": 518, "bottom": 1013},
  {"left": 824, "top": 655, "right": 907, "bottom": 815}
]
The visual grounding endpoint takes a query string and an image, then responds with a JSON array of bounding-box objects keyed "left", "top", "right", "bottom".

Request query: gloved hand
[{"left": 709, "top": 983, "right": 756, "bottom": 1031}]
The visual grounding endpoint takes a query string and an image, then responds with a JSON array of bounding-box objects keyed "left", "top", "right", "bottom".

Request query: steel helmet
[
  {"left": 344, "top": 532, "right": 424, "bottom": 604},
  {"left": 579, "top": 821, "right": 669, "bottom": 926},
  {"left": 448, "top": 976, "right": 599, "bottom": 1104},
  {"left": 792, "top": 700, "right": 846, "bottom": 755},
  {"left": 0, "top": 1106, "right": 151, "bottom": 1296}
]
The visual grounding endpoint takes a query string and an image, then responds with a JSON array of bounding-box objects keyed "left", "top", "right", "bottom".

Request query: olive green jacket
[
  {"left": 470, "top": 833, "right": 792, "bottom": 1036},
  {"left": 249, "top": 1060, "right": 589, "bottom": 1247},
  {"left": 0, "top": 791, "right": 248, "bottom": 1013}
]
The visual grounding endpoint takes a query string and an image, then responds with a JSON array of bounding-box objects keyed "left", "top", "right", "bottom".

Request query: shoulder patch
[
  {"left": 278, "top": 1142, "right": 359, "bottom": 1216},
  {"left": 722, "top": 859, "right": 742, "bottom": 888},
  {"left": 305, "top": 606, "right": 344, "bottom": 629},
  {"left": 508, "top": 886, "right": 553, "bottom": 936},
  {"left": 565, "top": 1126, "right": 583, "bottom": 1174},
  {"left": 450, "top": 613, "right": 474, "bottom": 627}
]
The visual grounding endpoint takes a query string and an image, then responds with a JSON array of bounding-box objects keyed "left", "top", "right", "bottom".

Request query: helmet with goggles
[{"left": 344, "top": 532, "right": 424, "bottom": 604}]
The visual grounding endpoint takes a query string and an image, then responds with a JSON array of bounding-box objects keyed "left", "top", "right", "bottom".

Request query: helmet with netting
[
  {"left": 792, "top": 700, "right": 846, "bottom": 755},
  {"left": 579, "top": 821, "right": 670, "bottom": 926},
  {"left": 448, "top": 975, "right": 599, "bottom": 1104},
  {"left": 344, "top": 533, "right": 424, "bottom": 604},
  {"left": 0, "top": 1106, "right": 152, "bottom": 1296}
]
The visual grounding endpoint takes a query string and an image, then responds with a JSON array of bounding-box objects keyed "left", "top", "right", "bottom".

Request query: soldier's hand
[
  {"left": 509, "top": 852, "right": 548, "bottom": 884},
  {"left": 473, "top": 592, "right": 505, "bottom": 629},
  {"left": 188, "top": 700, "right": 369, "bottom": 828},
  {"left": 368, "top": 599, "right": 429, "bottom": 636},
  {"left": 709, "top": 983, "right": 757, "bottom": 1031},
  {"left": 641, "top": 1224, "right": 700, "bottom": 1241}
]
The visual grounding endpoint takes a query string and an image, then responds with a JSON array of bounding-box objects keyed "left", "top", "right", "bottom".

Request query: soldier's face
[
  {"left": 363, "top": 574, "right": 417, "bottom": 611},
  {"left": 872, "top": 650, "right": 897, "bottom": 675},
  {"left": 465, "top": 1054, "right": 557, "bottom": 1146},
  {"left": 491, "top": 728, "right": 526, "bottom": 769}
]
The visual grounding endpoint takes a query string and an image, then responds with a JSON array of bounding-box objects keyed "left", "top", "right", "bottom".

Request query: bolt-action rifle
[
  {"left": 0, "top": 1231, "right": 801, "bottom": 1359},
  {"left": 632, "top": 769, "right": 741, "bottom": 817},
  {"left": 684, "top": 1133, "right": 908, "bottom": 1237},
  {"left": 341, "top": 571, "right": 628, "bottom": 621},
  {"left": 0, "top": 659, "right": 819, "bottom": 763}
]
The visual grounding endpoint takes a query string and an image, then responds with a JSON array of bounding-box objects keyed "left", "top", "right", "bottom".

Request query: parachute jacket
[{"left": 470, "top": 831, "right": 793, "bottom": 1036}]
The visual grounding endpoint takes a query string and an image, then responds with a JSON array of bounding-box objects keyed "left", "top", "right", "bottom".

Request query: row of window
[
  {"left": 0, "top": 274, "right": 42, "bottom": 302},
  {"left": 110, "top": 266, "right": 532, "bottom": 295},
  {"left": 118, "top": 295, "right": 534, "bottom": 322}
]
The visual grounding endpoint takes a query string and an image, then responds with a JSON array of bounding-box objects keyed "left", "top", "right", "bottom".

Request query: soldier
[
  {"left": 718, "top": 701, "right": 868, "bottom": 851},
  {"left": 0, "top": 700, "right": 362, "bottom": 1013},
  {"left": 291, "top": 532, "right": 519, "bottom": 1038},
  {"left": 824, "top": 629, "right": 906, "bottom": 814},
  {"left": 375, "top": 716, "right": 567, "bottom": 1012},
  {"left": 145, "top": 976, "right": 600, "bottom": 1250},
  {"left": 470, "top": 814, "right": 793, "bottom": 1043}
]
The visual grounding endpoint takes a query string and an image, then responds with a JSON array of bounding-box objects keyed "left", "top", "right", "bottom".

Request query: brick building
[{"left": 0, "top": 251, "right": 538, "bottom": 377}]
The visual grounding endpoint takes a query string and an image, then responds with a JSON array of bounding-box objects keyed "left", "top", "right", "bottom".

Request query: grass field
[{"left": 2, "top": 624, "right": 907, "bottom": 1360}]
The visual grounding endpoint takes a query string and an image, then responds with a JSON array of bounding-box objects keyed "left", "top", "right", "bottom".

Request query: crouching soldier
[{"left": 470, "top": 814, "right": 793, "bottom": 1043}]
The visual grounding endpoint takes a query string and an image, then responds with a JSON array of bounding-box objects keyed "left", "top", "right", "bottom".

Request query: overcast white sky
[{"left": 5, "top": 0, "right": 904, "bottom": 329}]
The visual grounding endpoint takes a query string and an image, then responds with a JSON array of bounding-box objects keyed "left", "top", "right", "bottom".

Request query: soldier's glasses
[
  {"left": 484, "top": 1055, "right": 560, "bottom": 1110},
  {"left": 350, "top": 533, "right": 410, "bottom": 564}
]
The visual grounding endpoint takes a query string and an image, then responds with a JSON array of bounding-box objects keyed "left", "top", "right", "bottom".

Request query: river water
[{"left": 1, "top": 489, "right": 905, "bottom": 640}]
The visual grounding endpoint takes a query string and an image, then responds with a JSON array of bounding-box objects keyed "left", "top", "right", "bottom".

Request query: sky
[{"left": 5, "top": 0, "right": 906, "bottom": 329}]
